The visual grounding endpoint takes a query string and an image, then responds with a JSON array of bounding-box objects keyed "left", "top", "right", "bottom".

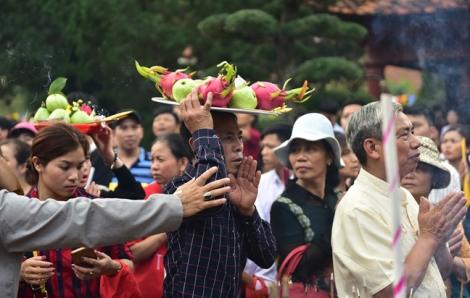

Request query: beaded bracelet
[{"left": 104, "top": 152, "right": 118, "bottom": 170}]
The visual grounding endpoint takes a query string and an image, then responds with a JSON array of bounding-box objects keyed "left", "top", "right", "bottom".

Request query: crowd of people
[{"left": 1, "top": 91, "right": 470, "bottom": 298}]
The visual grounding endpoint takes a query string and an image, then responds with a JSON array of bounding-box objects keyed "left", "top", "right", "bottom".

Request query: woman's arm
[
  {"left": 100, "top": 165, "right": 146, "bottom": 200},
  {"left": 91, "top": 127, "right": 145, "bottom": 200},
  {"left": 129, "top": 233, "right": 167, "bottom": 263}
]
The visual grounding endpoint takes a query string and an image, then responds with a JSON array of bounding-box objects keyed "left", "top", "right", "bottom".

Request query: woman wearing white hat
[{"left": 271, "top": 113, "right": 343, "bottom": 295}]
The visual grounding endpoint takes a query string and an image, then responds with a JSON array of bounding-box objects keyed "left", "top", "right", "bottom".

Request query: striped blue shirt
[{"left": 111, "top": 147, "right": 153, "bottom": 184}]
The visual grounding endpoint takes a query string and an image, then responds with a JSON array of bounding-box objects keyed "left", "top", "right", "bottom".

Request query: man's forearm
[
  {"left": 433, "top": 241, "right": 453, "bottom": 279},
  {"left": 404, "top": 236, "right": 439, "bottom": 293}
]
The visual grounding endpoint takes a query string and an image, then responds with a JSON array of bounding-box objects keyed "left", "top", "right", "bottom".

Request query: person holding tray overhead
[{"left": 162, "top": 89, "right": 277, "bottom": 298}]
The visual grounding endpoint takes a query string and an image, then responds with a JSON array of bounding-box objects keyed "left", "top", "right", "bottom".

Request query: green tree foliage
[
  {"left": 198, "top": 1, "right": 374, "bottom": 110},
  {"left": 0, "top": 0, "right": 373, "bottom": 145}
]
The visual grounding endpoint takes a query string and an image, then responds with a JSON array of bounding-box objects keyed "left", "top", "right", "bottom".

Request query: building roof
[{"left": 328, "top": 0, "right": 469, "bottom": 16}]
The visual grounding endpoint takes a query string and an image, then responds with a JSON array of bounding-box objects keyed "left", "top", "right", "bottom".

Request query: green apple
[
  {"left": 33, "top": 107, "right": 51, "bottom": 123},
  {"left": 228, "top": 86, "right": 258, "bottom": 109},
  {"left": 46, "top": 94, "right": 69, "bottom": 112},
  {"left": 48, "top": 109, "right": 70, "bottom": 123},
  {"left": 172, "top": 79, "right": 197, "bottom": 102},
  {"left": 70, "top": 110, "right": 92, "bottom": 124}
]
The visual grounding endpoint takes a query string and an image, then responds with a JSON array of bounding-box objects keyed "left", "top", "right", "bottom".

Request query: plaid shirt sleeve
[
  {"left": 238, "top": 207, "right": 277, "bottom": 269},
  {"left": 164, "top": 128, "right": 227, "bottom": 219}
]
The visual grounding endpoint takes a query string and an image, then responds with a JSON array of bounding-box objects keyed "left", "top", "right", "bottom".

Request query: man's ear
[
  {"left": 363, "top": 138, "right": 381, "bottom": 161},
  {"left": 429, "top": 126, "right": 439, "bottom": 141},
  {"left": 189, "top": 138, "right": 194, "bottom": 151},
  {"left": 138, "top": 126, "right": 144, "bottom": 139}
]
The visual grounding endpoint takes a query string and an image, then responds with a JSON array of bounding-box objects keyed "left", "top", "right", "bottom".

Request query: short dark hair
[
  {"left": 152, "top": 133, "right": 191, "bottom": 161},
  {"left": 317, "top": 100, "right": 339, "bottom": 114},
  {"left": 342, "top": 99, "right": 365, "bottom": 109},
  {"left": 261, "top": 123, "right": 292, "bottom": 143},
  {"left": 403, "top": 105, "right": 435, "bottom": 127},
  {"left": 0, "top": 117, "right": 16, "bottom": 133},
  {"left": 66, "top": 91, "right": 99, "bottom": 106},
  {"left": 110, "top": 109, "right": 143, "bottom": 129},
  {"left": 443, "top": 125, "right": 470, "bottom": 147},
  {"left": 153, "top": 106, "right": 180, "bottom": 124},
  {"left": 180, "top": 112, "right": 237, "bottom": 162},
  {"left": 0, "top": 138, "right": 31, "bottom": 165},
  {"left": 0, "top": 139, "right": 32, "bottom": 183},
  {"left": 334, "top": 132, "right": 347, "bottom": 150}
]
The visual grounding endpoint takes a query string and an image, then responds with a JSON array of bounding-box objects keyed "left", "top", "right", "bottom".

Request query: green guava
[
  {"left": 70, "top": 110, "right": 92, "bottom": 124},
  {"left": 46, "top": 94, "right": 69, "bottom": 112},
  {"left": 33, "top": 107, "right": 51, "bottom": 123},
  {"left": 228, "top": 86, "right": 258, "bottom": 109},
  {"left": 48, "top": 109, "right": 70, "bottom": 123},
  {"left": 172, "top": 79, "right": 198, "bottom": 102}
]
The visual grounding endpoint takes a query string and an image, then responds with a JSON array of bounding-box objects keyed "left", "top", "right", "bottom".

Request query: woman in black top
[{"left": 271, "top": 113, "right": 343, "bottom": 294}]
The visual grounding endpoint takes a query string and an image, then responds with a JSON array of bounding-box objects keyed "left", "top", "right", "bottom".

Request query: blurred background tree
[
  {"left": 198, "top": 0, "right": 375, "bottom": 111},
  {"left": 0, "top": 0, "right": 373, "bottom": 146}
]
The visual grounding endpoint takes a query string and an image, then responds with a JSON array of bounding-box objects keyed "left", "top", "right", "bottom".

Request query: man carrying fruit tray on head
[{"left": 162, "top": 89, "right": 277, "bottom": 298}]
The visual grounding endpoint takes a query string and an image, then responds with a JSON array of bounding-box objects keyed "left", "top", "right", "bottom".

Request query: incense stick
[
  {"left": 352, "top": 286, "right": 357, "bottom": 298},
  {"left": 460, "top": 273, "right": 465, "bottom": 298},
  {"left": 363, "top": 276, "right": 369, "bottom": 298},
  {"left": 330, "top": 273, "right": 334, "bottom": 298},
  {"left": 409, "top": 288, "right": 413, "bottom": 298}
]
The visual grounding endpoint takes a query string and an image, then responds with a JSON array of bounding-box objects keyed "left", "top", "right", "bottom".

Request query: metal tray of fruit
[{"left": 151, "top": 97, "right": 291, "bottom": 116}]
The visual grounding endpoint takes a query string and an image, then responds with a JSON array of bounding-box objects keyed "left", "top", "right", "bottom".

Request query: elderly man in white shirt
[{"left": 332, "top": 101, "right": 467, "bottom": 297}]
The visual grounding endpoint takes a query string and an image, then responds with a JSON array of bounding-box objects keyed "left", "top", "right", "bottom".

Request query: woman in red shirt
[
  {"left": 18, "top": 123, "right": 134, "bottom": 298},
  {"left": 128, "top": 133, "right": 190, "bottom": 297}
]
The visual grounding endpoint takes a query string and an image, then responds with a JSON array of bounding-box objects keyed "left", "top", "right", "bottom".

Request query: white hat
[{"left": 274, "top": 113, "right": 344, "bottom": 169}]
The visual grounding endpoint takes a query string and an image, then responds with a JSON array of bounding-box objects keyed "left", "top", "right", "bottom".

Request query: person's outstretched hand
[
  {"left": 175, "top": 167, "right": 230, "bottom": 217},
  {"left": 180, "top": 88, "right": 213, "bottom": 133},
  {"left": 227, "top": 156, "right": 261, "bottom": 216}
]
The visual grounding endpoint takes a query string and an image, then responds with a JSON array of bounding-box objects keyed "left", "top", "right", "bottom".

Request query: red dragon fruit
[
  {"left": 251, "top": 79, "right": 313, "bottom": 111},
  {"left": 198, "top": 61, "right": 237, "bottom": 107},
  {"left": 135, "top": 61, "right": 194, "bottom": 101}
]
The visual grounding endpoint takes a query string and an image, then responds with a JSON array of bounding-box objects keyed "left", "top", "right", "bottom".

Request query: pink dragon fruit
[
  {"left": 251, "top": 79, "right": 313, "bottom": 111},
  {"left": 135, "top": 61, "right": 194, "bottom": 101},
  {"left": 198, "top": 62, "right": 237, "bottom": 107},
  {"left": 81, "top": 104, "right": 92, "bottom": 115}
]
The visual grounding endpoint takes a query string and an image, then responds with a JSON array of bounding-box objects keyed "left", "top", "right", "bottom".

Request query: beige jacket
[{"left": 0, "top": 190, "right": 182, "bottom": 297}]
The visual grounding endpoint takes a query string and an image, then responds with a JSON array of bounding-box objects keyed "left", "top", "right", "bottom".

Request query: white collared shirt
[{"left": 332, "top": 169, "right": 446, "bottom": 297}]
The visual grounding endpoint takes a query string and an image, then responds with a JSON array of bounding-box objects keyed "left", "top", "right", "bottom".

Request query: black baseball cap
[{"left": 110, "top": 109, "right": 143, "bottom": 129}]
